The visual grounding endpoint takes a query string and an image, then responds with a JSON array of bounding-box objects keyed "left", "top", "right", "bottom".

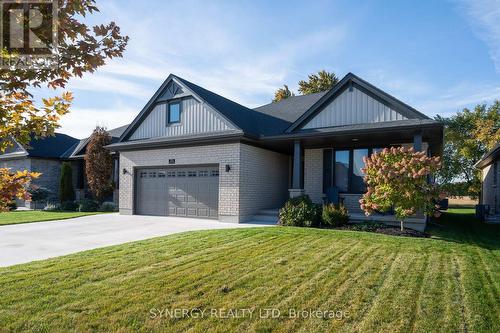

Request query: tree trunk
[{"left": 400, "top": 220, "right": 404, "bottom": 231}]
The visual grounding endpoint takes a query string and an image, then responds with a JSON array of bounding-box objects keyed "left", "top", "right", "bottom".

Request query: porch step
[{"left": 245, "top": 208, "right": 280, "bottom": 224}]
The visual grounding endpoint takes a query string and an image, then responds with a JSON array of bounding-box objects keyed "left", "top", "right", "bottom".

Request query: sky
[{"left": 49, "top": 0, "right": 500, "bottom": 138}]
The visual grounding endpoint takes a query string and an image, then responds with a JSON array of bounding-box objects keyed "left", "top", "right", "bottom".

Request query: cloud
[
  {"left": 67, "top": 73, "right": 153, "bottom": 100},
  {"left": 58, "top": 105, "right": 138, "bottom": 139},
  {"left": 416, "top": 83, "right": 500, "bottom": 116},
  {"left": 458, "top": 0, "right": 500, "bottom": 72}
]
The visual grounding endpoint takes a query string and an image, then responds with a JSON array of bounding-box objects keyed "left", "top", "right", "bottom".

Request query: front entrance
[{"left": 135, "top": 165, "right": 219, "bottom": 219}]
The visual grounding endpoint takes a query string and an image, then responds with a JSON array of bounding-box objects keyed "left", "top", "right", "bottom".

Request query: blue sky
[{"left": 55, "top": 0, "right": 500, "bottom": 138}]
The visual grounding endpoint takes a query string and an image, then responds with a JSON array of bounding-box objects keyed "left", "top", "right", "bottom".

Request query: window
[
  {"left": 199, "top": 170, "right": 208, "bottom": 177},
  {"left": 334, "top": 150, "right": 349, "bottom": 192},
  {"left": 148, "top": 172, "right": 156, "bottom": 178},
  {"left": 211, "top": 170, "right": 219, "bottom": 177},
  {"left": 188, "top": 171, "right": 197, "bottom": 177},
  {"left": 167, "top": 171, "right": 176, "bottom": 178},
  {"left": 323, "top": 148, "right": 380, "bottom": 194},
  {"left": 168, "top": 102, "right": 181, "bottom": 124},
  {"left": 158, "top": 171, "right": 166, "bottom": 178},
  {"left": 177, "top": 171, "right": 186, "bottom": 177},
  {"left": 140, "top": 171, "right": 147, "bottom": 178},
  {"left": 352, "top": 149, "right": 368, "bottom": 193}
]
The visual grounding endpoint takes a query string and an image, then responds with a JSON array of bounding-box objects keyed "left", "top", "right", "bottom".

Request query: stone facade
[
  {"left": 0, "top": 157, "right": 66, "bottom": 207},
  {"left": 119, "top": 142, "right": 289, "bottom": 223}
]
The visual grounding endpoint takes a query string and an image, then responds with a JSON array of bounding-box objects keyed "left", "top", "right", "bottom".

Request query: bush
[
  {"left": 99, "top": 201, "right": 117, "bottom": 212},
  {"left": 44, "top": 202, "right": 61, "bottom": 211},
  {"left": 60, "top": 200, "right": 79, "bottom": 212},
  {"left": 78, "top": 198, "right": 99, "bottom": 212},
  {"left": 322, "top": 204, "right": 349, "bottom": 227},
  {"left": 29, "top": 186, "right": 52, "bottom": 203},
  {"left": 59, "top": 162, "right": 75, "bottom": 202},
  {"left": 8, "top": 200, "right": 17, "bottom": 211},
  {"left": 278, "top": 195, "right": 321, "bottom": 227}
]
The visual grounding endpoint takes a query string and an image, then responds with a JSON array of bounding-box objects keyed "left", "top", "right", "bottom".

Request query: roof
[
  {"left": 0, "top": 133, "right": 80, "bottom": 159},
  {"left": 114, "top": 72, "right": 442, "bottom": 147},
  {"left": 173, "top": 75, "right": 290, "bottom": 137},
  {"left": 253, "top": 92, "right": 326, "bottom": 134},
  {"left": 475, "top": 143, "right": 500, "bottom": 169},
  {"left": 286, "top": 72, "right": 432, "bottom": 133},
  {"left": 69, "top": 124, "right": 129, "bottom": 158}
]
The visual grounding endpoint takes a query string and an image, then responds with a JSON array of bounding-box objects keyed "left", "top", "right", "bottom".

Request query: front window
[
  {"left": 168, "top": 102, "right": 181, "bottom": 124},
  {"left": 335, "top": 150, "right": 349, "bottom": 192},
  {"left": 352, "top": 149, "right": 369, "bottom": 193},
  {"left": 323, "top": 148, "right": 381, "bottom": 194}
]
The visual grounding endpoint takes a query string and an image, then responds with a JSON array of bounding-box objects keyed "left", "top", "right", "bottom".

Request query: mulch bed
[{"left": 336, "top": 223, "right": 430, "bottom": 238}]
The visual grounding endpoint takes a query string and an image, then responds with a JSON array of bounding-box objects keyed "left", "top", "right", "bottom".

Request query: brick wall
[
  {"left": 30, "top": 158, "right": 63, "bottom": 200},
  {"left": 119, "top": 143, "right": 241, "bottom": 222},
  {"left": 239, "top": 144, "right": 289, "bottom": 220},
  {"left": 304, "top": 149, "right": 323, "bottom": 204}
]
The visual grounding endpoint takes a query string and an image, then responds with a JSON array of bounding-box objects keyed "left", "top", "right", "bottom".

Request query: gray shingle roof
[
  {"left": 173, "top": 75, "right": 292, "bottom": 137},
  {"left": 27, "top": 133, "right": 79, "bottom": 158}
]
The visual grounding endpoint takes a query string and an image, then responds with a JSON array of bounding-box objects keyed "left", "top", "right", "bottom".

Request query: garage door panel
[{"left": 136, "top": 165, "right": 218, "bottom": 219}]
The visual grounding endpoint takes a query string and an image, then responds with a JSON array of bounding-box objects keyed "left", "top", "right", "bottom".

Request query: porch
[{"left": 268, "top": 121, "right": 444, "bottom": 231}]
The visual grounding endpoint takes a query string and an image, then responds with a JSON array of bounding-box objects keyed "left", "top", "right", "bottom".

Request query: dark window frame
[
  {"left": 167, "top": 100, "right": 182, "bottom": 124},
  {"left": 323, "top": 147, "right": 381, "bottom": 194}
]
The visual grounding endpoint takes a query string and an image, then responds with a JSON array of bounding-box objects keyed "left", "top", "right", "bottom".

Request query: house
[
  {"left": 476, "top": 143, "right": 500, "bottom": 218},
  {"left": 68, "top": 125, "right": 128, "bottom": 204},
  {"left": 107, "top": 72, "right": 444, "bottom": 231},
  {"left": 0, "top": 126, "right": 127, "bottom": 208},
  {"left": 0, "top": 133, "right": 80, "bottom": 208}
]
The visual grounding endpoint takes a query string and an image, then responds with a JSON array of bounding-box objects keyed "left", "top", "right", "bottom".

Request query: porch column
[
  {"left": 413, "top": 132, "right": 423, "bottom": 152},
  {"left": 289, "top": 140, "right": 305, "bottom": 198}
]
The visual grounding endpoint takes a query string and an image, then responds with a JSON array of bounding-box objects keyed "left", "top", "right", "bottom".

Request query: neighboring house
[
  {"left": 476, "top": 143, "right": 500, "bottom": 216},
  {"left": 107, "top": 72, "right": 444, "bottom": 231},
  {"left": 0, "top": 134, "right": 80, "bottom": 208},
  {"left": 0, "top": 126, "right": 126, "bottom": 208},
  {"left": 68, "top": 125, "right": 128, "bottom": 204}
]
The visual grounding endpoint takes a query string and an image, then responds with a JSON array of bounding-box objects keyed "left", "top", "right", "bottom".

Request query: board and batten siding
[
  {"left": 302, "top": 86, "right": 407, "bottom": 129},
  {"left": 129, "top": 97, "right": 236, "bottom": 140}
]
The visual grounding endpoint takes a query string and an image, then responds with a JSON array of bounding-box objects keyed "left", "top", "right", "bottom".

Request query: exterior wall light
[{"left": 225, "top": 164, "right": 231, "bottom": 172}]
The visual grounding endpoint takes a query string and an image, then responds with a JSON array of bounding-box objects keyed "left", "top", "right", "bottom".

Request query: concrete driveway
[{"left": 0, "top": 214, "right": 271, "bottom": 267}]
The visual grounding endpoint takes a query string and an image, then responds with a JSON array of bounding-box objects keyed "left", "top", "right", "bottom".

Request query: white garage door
[{"left": 135, "top": 165, "right": 219, "bottom": 219}]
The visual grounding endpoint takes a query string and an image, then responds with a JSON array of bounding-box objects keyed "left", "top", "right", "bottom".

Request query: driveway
[{"left": 0, "top": 214, "right": 271, "bottom": 267}]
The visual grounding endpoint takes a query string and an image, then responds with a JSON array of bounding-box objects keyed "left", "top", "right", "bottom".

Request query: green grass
[
  {"left": 0, "top": 208, "right": 498, "bottom": 332},
  {"left": 0, "top": 210, "right": 104, "bottom": 226}
]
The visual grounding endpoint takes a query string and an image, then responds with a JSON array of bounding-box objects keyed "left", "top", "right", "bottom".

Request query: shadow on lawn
[{"left": 427, "top": 209, "right": 500, "bottom": 250}]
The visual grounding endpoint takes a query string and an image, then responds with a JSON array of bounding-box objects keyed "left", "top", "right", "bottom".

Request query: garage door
[{"left": 136, "top": 165, "right": 219, "bottom": 218}]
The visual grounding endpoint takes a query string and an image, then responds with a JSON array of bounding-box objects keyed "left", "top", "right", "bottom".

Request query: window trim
[
  {"left": 323, "top": 147, "right": 380, "bottom": 194},
  {"left": 167, "top": 100, "right": 182, "bottom": 124}
]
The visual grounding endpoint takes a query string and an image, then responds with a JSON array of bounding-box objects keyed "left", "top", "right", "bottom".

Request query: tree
[
  {"left": 0, "top": 0, "right": 129, "bottom": 152},
  {"left": 360, "top": 147, "right": 441, "bottom": 231},
  {"left": 273, "top": 85, "right": 295, "bottom": 102},
  {"left": 59, "top": 162, "right": 75, "bottom": 202},
  {"left": 0, "top": 0, "right": 128, "bottom": 210},
  {"left": 85, "top": 127, "right": 113, "bottom": 202},
  {"left": 0, "top": 169, "right": 40, "bottom": 212},
  {"left": 435, "top": 101, "right": 500, "bottom": 197},
  {"left": 298, "top": 70, "right": 339, "bottom": 95}
]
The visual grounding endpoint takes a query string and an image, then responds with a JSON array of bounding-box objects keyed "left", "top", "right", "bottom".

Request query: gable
[
  {"left": 128, "top": 96, "right": 236, "bottom": 141},
  {"left": 302, "top": 86, "right": 407, "bottom": 130},
  {"left": 122, "top": 76, "right": 241, "bottom": 142}
]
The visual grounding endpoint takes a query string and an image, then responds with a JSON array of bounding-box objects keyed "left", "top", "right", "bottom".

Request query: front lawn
[
  {"left": 0, "top": 211, "right": 103, "bottom": 226},
  {"left": 0, "top": 208, "right": 498, "bottom": 332}
]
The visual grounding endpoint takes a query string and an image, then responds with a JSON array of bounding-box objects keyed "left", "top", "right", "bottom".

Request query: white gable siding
[
  {"left": 129, "top": 97, "right": 235, "bottom": 140},
  {"left": 302, "top": 86, "right": 406, "bottom": 129}
]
